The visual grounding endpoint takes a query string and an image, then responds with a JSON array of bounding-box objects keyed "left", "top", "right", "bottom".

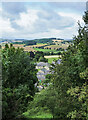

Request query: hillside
[{"left": 0, "top": 38, "right": 72, "bottom": 53}]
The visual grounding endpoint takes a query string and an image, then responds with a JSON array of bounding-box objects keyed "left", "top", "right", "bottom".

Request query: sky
[{"left": 0, "top": 2, "right": 87, "bottom": 40}]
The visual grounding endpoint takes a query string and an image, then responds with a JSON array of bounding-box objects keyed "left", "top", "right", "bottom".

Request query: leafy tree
[
  {"left": 67, "top": 68, "right": 88, "bottom": 119},
  {"left": 34, "top": 51, "right": 48, "bottom": 62},
  {"left": 49, "top": 10, "right": 88, "bottom": 118},
  {"left": 2, "top": 45, "right": 38, "bottom": 120}
]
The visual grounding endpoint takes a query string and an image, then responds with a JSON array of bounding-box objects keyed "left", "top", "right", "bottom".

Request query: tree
[
  {"left": 0, "top": 45, "right": 2, "bottom": 49},
  {"left": 66, "top": 11, "right": 88, "bottom": 119},
  {"left": 29, "top": 51, "right": 35, "bottom": 58},
  {"left": 2, "top": 45, "right": 38, "bottom": 120},
  {"left": 67, "top": 68, "right": 88, "bottom": 119},
  {"left": 49, "top": 10, "right": 88, "bottom": 118}
]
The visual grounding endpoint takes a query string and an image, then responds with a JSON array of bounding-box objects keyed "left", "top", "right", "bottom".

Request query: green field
[
  {"left": 33, "top": 48, "right": 56, "bottom": 52},
  {"left": 47, "top": 57, "right": 59, "bottom": 63},
  {"left": 36, "top": 43, "right": 46, "bottom": 45},
  {"left": 23, "top": 111, "right": 53, "bottom": 118}
]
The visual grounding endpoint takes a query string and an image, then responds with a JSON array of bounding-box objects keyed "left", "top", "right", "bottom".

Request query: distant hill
[{"left": 0, "top": 38, "right": 73, "bottom": 44}]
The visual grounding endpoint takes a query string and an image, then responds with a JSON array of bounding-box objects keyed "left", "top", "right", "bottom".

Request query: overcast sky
[{"left": 0, "top": 2, "right": 86, "bottom": 40}]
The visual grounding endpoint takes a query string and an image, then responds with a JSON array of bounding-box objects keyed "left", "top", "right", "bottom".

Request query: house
[
  {"left": 36, "top": 62, "right": 50, "bottom": 69},
  {"left": 36, "top": 62, "right": 51, "bottom": 82}
]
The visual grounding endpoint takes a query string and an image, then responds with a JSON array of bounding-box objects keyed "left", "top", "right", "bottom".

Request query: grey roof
[
  {"left": 37, "top": 72, "right": 46, "bottom": 75},
  {"left": 57, "top": 59, "right": 62, "bottom": 64},
  {"left": 37, "top": 69, "right": 50, "bottom": 75},
  {"left": 37, "top": 75, "right": 45, "bottom": 80},
  {"left": 41, "top": 68, "right": 49, "bottom": 72},
  {"left": 52, "top": 59, "right": 62, "bottom": 65}
]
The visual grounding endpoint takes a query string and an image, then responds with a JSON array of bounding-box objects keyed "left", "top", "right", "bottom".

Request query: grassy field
[
  {"left": 23, "top": 111, "right": 53, "bottom": 119},
  {"left": 37, "top": 43, "right": 47, "bottom": 45},
  {"left": 31, "top": 44, "right": 47, "bottom": 47},
  {"left": 33, "top": 48, "right": 56, "bottom": 52},
  {"left": 44, "top": 44, "right": 69, "bottom": 50},
  {"left": 47, "top": 57, "right": 59, "bottom": 63}
]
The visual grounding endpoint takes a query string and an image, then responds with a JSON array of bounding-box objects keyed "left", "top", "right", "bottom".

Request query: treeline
[
  {"left": 29, "top": 50, "right": 62, "bottom": 56},
  {"left": 13, "top": 40, "right": 37, "bottom": 45},
  {"left": 30, "top": 51, "right": 48, "bottom": 62},
  {"left": 13, "top": 38, "right": 64, "bottom": 46}
]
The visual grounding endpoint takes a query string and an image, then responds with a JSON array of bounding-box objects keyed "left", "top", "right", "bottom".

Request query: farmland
[
  {"left": 0, "top": 38, "right": 72, "bottom": 54},
  {"left": 33, "top": 48, "right": 57, "bottom": 52},
  {"left": 11, "top": 38, "right": 72, "bottom": 54},
  {"left": 44, "top": 44, "right": 69, "bottom": 50}
]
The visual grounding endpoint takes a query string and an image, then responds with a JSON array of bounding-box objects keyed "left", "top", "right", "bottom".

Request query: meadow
[
  {"left": 47, "top": 57, "right": 59, "bottom": 63},
  {"left": 33, "top": 48, "right": 57, "bottom": 52}
]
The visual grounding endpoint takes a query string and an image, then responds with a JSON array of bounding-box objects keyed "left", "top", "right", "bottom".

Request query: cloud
[
  {"left": 1, "top": 2, "right": 27, "bottom": 32},
  {"left": 59, "top": 12, "right": 84, "bottom": 26},
  {"left": 0, "top": 17, "right": 15, "bottom": 37},
  {"left": 14, "top": 9, "right": 39, "bottom": 32},
  {"left": 0, "top": 2, "right": 85, "bottom": 39},
  {"left": 48, "top": 2, "right": 86, "bottom": 13},
  {"left": 2, "top": 2, "right": 26, "bottom": 15},
  {"left": 14, "top": 8, "right": 75, "bottom": 34}
]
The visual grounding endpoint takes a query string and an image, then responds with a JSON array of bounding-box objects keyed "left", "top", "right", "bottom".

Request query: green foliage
[
  {"left": 47, "top": 57, "right": 58, "bottom": 63},
  {"left": 25, "top": 87, "right": 56, "bottom": 118},
  {"left": 15, "top": 38, "right": 55, "bottom": 46},
  {"left": 51, "top": 11, "right": 88, "bottom": 118},
  {"left": 34, "top": 51, "right": 48, "bottom": 62},
  {"left": 83, "top": 11, "right": 88, "bottom": 24},
  {"left": 67, "top": 68, "right": 88, "bottom": 119},
  {"left": 0, "top": 45, "right": 2, "bottom": 49},
  {"left": 2, "top": 45, "right": 38, "bottom": 120},
  {"left": 33, "top": 38, "right": 54, "bottom": 44},
  {"left": 39, "top": 56, "right": 48, "bottom": 62},
  {"left": 42, "top": 74, "right": 52, "bottom": 86},
  {"left": 23, "top": 40, "right": 37, "bottom": 46}
]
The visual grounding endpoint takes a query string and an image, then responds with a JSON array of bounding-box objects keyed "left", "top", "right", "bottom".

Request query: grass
[
  {"left": 44, "top": 44, "right": 69, "bottom": 50},
  {"left": 37, "top": 69, "right": 41, "bottom": 72},
  {"left": 23, "top": 111, "right": 53, "bottom": 119},
  {"left": 37, "top": 43, "right": 46, "bottom": 45},
  {"left": 47, "top": 57, "right": 59, "bottom": 63},
  {"left": 33, "top": 48, "right": 56, "bottom": 52}
]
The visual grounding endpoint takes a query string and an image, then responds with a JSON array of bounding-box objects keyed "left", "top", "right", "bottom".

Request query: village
[{"left": 35, "top": 59, "right": 61, "bottom": 91}]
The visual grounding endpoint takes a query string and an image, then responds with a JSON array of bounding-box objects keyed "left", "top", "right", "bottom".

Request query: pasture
[
  {"left": 44, "top": 44, "right": 69, "bottom": 50},
  {"left": 33, "top": 48, "right": 57, "bottom": 52}
]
